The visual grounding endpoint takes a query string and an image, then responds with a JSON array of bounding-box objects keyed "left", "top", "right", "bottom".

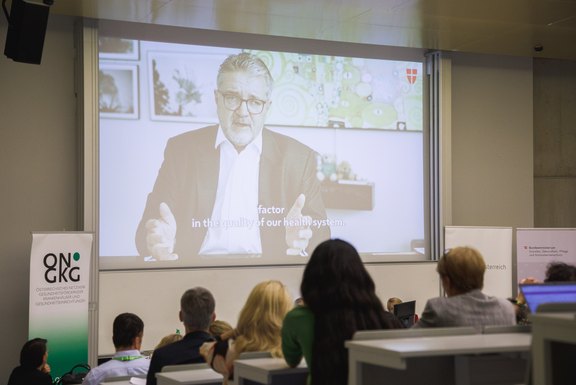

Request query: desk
[
  {"left": 530, "top": 312, "right": 576, "bottom": 385},
  {"left": 233, "top": 357, "right": 307, "bottom": 385},
  {"left": 346, "top": 333, "right": 531, "bottom": 385},
  {"left": 155, "top": 368, "right": 223, "bottom": 385}
]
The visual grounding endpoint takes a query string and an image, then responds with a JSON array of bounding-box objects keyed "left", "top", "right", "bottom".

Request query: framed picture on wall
[
  {"left": 147, "top": 51, "right": 226, "bottom": 122},
  {"left": 99, "top": 63, "right": 139, "bottom": 120},
  {"left": 99, "top": 38, "right": 139, "bottom": 60}
]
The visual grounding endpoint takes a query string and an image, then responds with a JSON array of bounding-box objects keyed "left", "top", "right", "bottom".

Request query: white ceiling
[{"left": 48, "top": 0, "right": 576, "bottom": 60}]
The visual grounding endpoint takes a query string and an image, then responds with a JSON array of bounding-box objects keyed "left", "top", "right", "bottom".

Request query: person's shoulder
[
  {"left": 153, "top": 338, "right": 181, "bottom": 357},
  {"left": 423, "top": 296, "right": 445, "bottom": 307},
  {"left": 285, "top": 305, "right": 314, "bottom": 320},
  {"left": 263, "top": 128, "right": 316, "bottom": 154},
  {"left": 8, "top": 366, "right": 52, "bottom": 385},
  {"left": 166, "top": 125, "right": 218, "bottom": 146}
]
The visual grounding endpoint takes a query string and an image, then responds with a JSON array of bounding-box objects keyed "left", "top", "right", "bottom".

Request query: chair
[{"left": 353, "top": 326, "right": 478, "bottom": 340}]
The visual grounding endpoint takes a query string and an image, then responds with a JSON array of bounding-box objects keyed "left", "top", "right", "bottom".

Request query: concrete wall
[{"left": 534, "top": 58, "right": 576, "bottom": 227}]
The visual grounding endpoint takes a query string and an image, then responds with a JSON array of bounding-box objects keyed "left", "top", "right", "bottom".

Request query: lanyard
[{"left": 112, "top": 355, "right": 144, "bottom": 361}]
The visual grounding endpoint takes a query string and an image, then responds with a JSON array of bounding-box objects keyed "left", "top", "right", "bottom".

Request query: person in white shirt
[
  {"left": 136, "top": 52, "right": 330, "bottom": 261},
  {"left": 82, "top": 313, "right": 149, "bottom": 385}
]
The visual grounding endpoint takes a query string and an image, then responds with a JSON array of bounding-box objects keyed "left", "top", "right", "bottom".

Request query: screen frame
[{"left": 80, "top": 19, "right": 446, "bottom": 271}]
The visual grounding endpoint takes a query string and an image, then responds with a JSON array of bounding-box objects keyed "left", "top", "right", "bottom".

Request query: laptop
[
  {"left": 519, "top": 282, "right": 576, "bottom": 313},
  {"left": 393, "top": 300, "right": 416, "bottom": 327}
]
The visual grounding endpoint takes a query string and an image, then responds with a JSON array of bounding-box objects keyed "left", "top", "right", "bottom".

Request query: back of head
[
  {"left": 20, "top": 338, "right": 47, "bottom": 368},
  {"left": 181, "top": 287, "right": 215, "bottom": 331},
  {"left": 235, "top": 280, "right": 293, "bottom": 356},
  {"left": 301, "top": 239, "right": 400, "bottom": 385},
  {"left": 113, "top": 313, "right": 144, "bottom": 349},
  {"left": 545, "top": 261, "right": 576, "bottom": 282},
  {"left": 437, "top": 246, "right": 485, "bottom": 294},
  {"left": 387, "top": 297, "right": 403, "bottom": 313},
  {"left": 301, "top": 239, "right": 378, "bottom": 310}
]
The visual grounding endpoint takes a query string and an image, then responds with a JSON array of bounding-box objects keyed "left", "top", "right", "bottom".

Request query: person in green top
[{"left": 282, "top": 239, "right": 404, "bottom": 385}]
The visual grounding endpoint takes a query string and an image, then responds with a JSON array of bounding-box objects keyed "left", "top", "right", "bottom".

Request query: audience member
[
  {"left": 544, "top": 261, "right": 576, "bottom": 282},
  {"left": 413, "top": 246, "right": 516, "bottom": 329},
  {"left": 209, "top": 320, "right": 234, "bottom": 338},
  {"left": 82, "top": 313, "right": 149, "bottom": 385},
  {"left": 154, "top": 332, "right": 183, "bottom": 351},
  {"left": 201, "top": 280, "right": 293, "bottom": 383},
  {"left": 7, "top": 338, "right": 52, "bottom": 385},
  {"left": 146, "top": 287, "right": 216, "bottom": 385},
  {"left": 513, "top": 261, "right": 576, "bottom": 324},
  {"left": 387, "top": 297, "right": 403, "bottom": 313},
  {"left": 282, "top": 239, "right": 403, "bottom": 385},
  {"left": 511, "top": 276, "right": 540, "bottom": 325}
]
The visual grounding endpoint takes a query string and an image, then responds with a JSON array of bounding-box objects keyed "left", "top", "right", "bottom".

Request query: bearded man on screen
[{"left": 135, "top": 52, "right": 330, "bottom": 260}]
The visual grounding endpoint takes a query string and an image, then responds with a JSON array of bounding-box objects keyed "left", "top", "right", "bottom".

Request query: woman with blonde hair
[{"left": 201, "top": 280, "right": 293, "bottom": 381}]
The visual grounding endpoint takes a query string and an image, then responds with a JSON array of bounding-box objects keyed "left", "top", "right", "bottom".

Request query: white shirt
[
  {"left": 81, "top": 349, "right": 149, "bottom": 385},
  {"left": 199, "top": 127, "right": 262, "bottom": 254}
]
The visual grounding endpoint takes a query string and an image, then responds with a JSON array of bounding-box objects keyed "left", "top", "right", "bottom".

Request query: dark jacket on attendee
[
  {"left": 7, "top": 365, "right": 52, "bottom": 385},
  {"left": 146, "top": 330, "right": 214, "bottom": 385}
]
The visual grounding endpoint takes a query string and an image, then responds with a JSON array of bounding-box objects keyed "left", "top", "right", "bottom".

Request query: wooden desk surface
[{"left": 346, "top": 333, "right": 531, "bottom": 370}]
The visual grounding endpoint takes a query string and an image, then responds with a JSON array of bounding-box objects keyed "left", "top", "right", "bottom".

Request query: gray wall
[
  {"left": 0, "top": 14, "right": 78, "bottom": 381},
  {"left": 3, "top": 13, "right": 573, "bottom": 383}
]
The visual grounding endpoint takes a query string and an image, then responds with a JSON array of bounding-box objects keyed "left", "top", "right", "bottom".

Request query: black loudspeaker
[{"left": 4, "top": 0, "right": 50, "bottom": 64}]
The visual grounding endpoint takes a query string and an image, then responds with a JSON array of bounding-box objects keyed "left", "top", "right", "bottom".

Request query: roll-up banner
[
  {"left": 516, "top": 228, "right": 576, "bottom": 283},
  {"left": 29, "top": 232, "right": 93, "bottom": 381},
  {"left": 445, "top": 226, "right": 513, "bottom": 298}
]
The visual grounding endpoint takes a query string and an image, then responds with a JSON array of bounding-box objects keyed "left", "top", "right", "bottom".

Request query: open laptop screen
[
  {"left": 520, "top": 282, "right": 576, "bottom": 313},
  {"left": 393, "top": 300, "right": 416, "bottom": 327}
]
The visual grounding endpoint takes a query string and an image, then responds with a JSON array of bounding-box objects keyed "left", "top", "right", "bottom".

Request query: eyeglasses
[{"left": 217, "top": 91, "right": 268, "bottom": 114}]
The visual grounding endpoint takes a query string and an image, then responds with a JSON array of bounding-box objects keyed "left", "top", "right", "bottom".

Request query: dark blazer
[
  {"left": 7, "top": 365, "right": 52, "bottom": 385},
  {"left": 136, "top": 125, "right": 330, "bottom": 259},
  {"left": 146, "top": 331, "right": 214, "bottom": 385}
]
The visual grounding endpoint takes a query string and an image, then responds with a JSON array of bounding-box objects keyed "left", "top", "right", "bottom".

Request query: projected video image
[{"left": 98, "top": 38, "right": 425, "bottom": 269}]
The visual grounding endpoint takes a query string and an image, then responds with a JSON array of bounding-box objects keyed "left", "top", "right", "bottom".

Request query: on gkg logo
[{"left": 43, "top": 252, "right": 81, "bottom": 283}]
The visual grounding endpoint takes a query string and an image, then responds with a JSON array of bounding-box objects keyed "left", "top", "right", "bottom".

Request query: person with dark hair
[
  {"left": 7, "top": 338, "right": 52, "bottom": 385},
  {"left": 82, "top": 313, "right": 149, "bottom": 385},
  {"left": 136, "top": 52, "right": 330, "bottom": 262},
  {"left": 413, "top": 246, "right": 516, "bottom": 328},
  {"left": 281, "top": 239, "right": 403, "bottom": 385},
  {"left": 544, "top": 261, "right": 576, "bottom": 282},
  {"left": 146, "top": 287, "right": 216, "bottom": 385}
]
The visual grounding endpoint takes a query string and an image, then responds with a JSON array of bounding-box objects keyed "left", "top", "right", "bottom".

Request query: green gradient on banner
[{"left": 30, "top": 319, "right": 88, "bottom": 381}]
